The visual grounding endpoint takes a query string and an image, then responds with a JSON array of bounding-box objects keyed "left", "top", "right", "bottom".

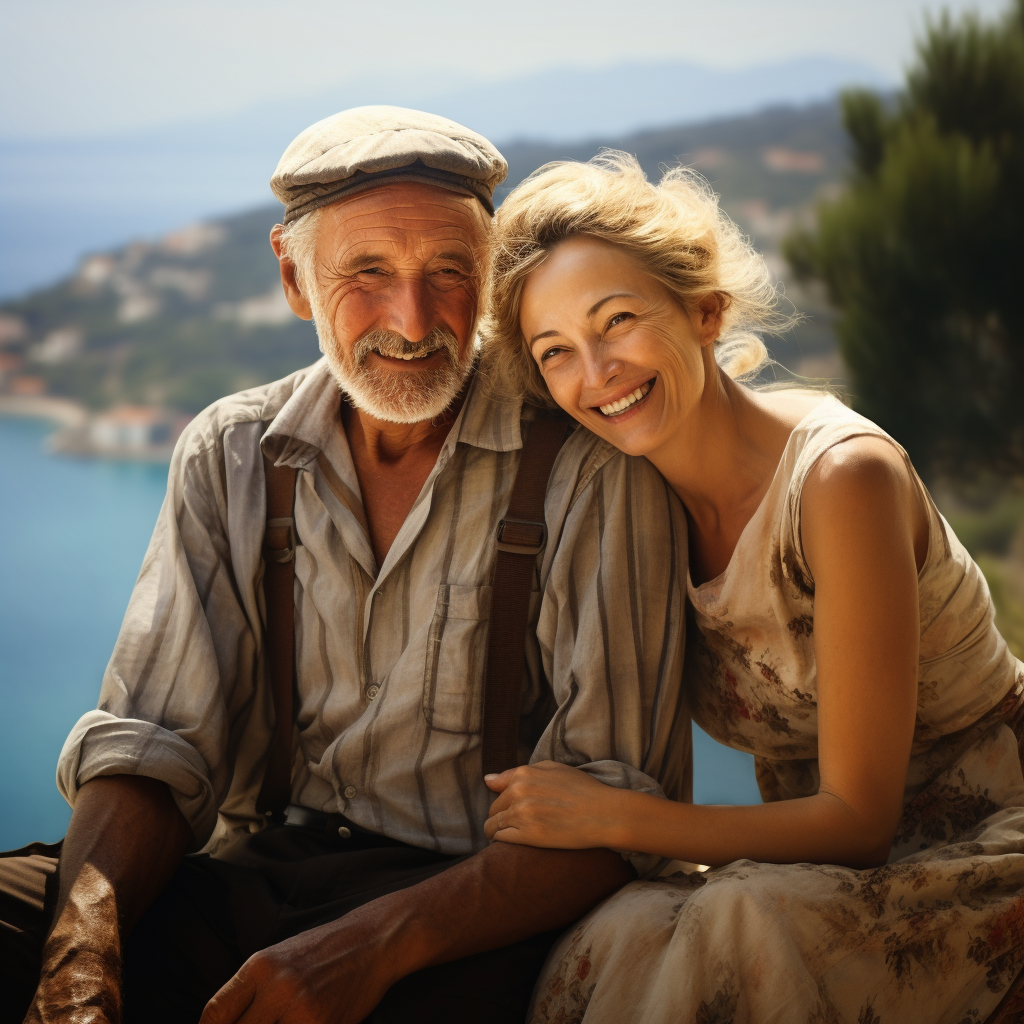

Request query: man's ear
[
  {"left": 696, "top": 292, "right": 727, "bottom": 347},
  {"left": 269, "top": 224, "right": 313, "bottom": 321}
]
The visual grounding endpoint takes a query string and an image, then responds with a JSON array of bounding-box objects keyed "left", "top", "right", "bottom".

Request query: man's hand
[
  {"left": 23, "top": 775, "right": 192, "bottom": 1024},
  {"left": 484, "top": 760, "right": 628, "bottom": 850},
  {"left": 201, "top": 911, "right": 396, "bottom": 1024},
  {"left": 201, "top": 840, "right": 632, "bottom": 1024}
]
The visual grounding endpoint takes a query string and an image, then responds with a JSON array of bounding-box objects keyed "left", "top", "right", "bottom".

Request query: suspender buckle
[
  {"left": 496, "top": 517, "right": 547, "bottom": 556},
  {"left": 264, "top": 517, "right": 296, "bottom": 563}
]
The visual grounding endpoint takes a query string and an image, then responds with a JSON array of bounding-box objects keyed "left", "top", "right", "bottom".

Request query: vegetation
[
  {"left": 0, "top": 208, "right": 320, "bottom": 414},
  {"left": 785, "top": 1, "right": 1024, "bottom": 656},
  {"left": 785, "top": 0, "right": 1024, "bottom": 482}
]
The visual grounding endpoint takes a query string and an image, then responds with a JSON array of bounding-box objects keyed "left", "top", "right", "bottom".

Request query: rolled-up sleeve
[
  {"left": 56, "top": 412, "right": 268, "bottom": 849},
  {"left": 531, "top": 448, "right": 691, "bottom": 876}
]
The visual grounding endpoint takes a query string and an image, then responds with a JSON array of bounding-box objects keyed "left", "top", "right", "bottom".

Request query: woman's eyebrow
[
  {"left": 529, "top": 329, "right": 560, "bottom": 345},
  {"left": 587, "top": 292, "right": 638, "bottom": 317},
  {"left": 529, "top": 292, "right": 641, "bottom": 345}
]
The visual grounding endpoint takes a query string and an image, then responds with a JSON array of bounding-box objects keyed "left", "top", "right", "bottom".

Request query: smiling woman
[
  {"left": 482, "top": 151, "right": 794, "bottom": 409},
  {"left": 479, "top": 153, "right": 1024, "bottom": 1024}
]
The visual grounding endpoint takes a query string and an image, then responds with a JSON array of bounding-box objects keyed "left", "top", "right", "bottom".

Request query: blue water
[
  {"left": 0, "top": 419, "right": 168, "bottom": 849},
  {"left": 0, "top": 417, "right": 760, "bottom": 851}
]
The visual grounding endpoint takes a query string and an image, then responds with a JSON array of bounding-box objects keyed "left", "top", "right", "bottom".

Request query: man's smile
[{"left": 366, "top": 347, "right": 447, "bottom": 368}]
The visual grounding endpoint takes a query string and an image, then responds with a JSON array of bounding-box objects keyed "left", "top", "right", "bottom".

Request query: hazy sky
[{"left": 0, "top": 0, "right": 1010, "bottom": 138}]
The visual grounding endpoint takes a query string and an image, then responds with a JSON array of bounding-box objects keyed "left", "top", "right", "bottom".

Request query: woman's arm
[{"left": 485, "top": 436, "right": 929, "bottom": 869}]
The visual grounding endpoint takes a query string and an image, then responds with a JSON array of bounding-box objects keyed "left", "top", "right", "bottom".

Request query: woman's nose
[{"left": 584, "top": 347, "right": 625, "bottom": 389}]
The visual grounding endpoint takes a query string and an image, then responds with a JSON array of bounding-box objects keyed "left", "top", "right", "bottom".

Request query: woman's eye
[
  {"left": 607, "top": 312, "right": 634, "bottom": 329},
  {"left": 539, "top": 346, "right": 564, "bottom": 363}
]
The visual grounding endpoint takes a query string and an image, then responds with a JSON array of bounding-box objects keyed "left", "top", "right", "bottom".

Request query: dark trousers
[{"left": 0, "top": 827, "right": 558, "bottom": 1024}]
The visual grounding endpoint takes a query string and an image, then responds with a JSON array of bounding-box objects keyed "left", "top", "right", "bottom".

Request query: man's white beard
[{"left": 311, "top": 297, "right": 474, "bottom": 424}]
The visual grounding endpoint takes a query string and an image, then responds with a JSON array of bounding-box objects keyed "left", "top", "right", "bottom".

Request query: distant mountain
[
  {"left": 431, "top": 56, "right": 886, "bottom": 143},
  {"left": 0, "top": 101, "right": 847, "bottom": 416},
  {"left": 0, "top": 55, "right": 886, "bottom": 298}
]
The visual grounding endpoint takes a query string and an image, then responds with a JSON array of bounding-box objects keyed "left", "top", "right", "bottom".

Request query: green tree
[{"left": 785, "top": 0, "right": 1024, "bottom": 480}]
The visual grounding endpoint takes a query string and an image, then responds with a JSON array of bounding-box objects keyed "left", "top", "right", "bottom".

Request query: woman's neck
[{"left": 645, "top": 353, "right": 812, "bottom": 582}]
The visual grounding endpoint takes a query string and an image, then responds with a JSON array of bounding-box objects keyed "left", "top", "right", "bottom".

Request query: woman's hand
[{"left": 484, "top": 761, "right": 626, "bottom": 850}]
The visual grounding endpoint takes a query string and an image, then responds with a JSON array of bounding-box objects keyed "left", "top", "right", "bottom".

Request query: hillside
[{"left": 0, "top": 101, "right": 848, "bottom": 416}]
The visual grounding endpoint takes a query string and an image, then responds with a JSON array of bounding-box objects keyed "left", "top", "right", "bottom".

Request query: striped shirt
[{"left": 57, "top": 359, "right": 690, "bottom": 862}]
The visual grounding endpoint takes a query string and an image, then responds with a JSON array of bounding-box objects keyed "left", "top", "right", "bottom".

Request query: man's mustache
[{"left": 353, "top": 327, "right": 461, "bottom": 366}]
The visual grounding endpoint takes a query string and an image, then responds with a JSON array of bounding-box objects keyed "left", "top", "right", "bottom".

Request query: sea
[{"left": 0, "top": 416, "right": 761, "bottom": 852}]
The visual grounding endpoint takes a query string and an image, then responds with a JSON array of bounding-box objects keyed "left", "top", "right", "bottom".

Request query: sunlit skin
[
  {"left": 485, "top": 234, "right": 930, "bottom": 871},
  {"left": 25, "top": 191, "right": 633, "bottom": 1024},
  {"left": 271, "top": 182, "right": 487, "bottom": 565}
]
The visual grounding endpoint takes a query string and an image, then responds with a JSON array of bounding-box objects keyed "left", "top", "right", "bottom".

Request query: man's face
[{"left": 305, "top": 182, "right": 489, "bottom": 423}]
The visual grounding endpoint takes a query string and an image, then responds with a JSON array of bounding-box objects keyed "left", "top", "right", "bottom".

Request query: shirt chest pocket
[{"left": 423, "top": 584, "right": 491, "bottom": 734}]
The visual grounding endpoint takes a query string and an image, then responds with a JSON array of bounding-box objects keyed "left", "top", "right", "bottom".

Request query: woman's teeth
[{"left": 599, "top": 381, "right": 652, "bottom": 417}]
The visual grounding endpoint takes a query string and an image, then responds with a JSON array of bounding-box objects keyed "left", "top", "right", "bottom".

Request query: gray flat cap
[{"left": 270, "top": 105, "right": 508, "bottom": 223}]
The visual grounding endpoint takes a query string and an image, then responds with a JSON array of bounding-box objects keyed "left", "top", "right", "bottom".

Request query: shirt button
[
  {"left": 366, "top": 684, "right": 380, "bottom": 700},
  {"left": 337, "top": 826, "right": 351, "bottom": 839},
  {"left": 343, "top": 785, "right": 357, "bottom": 799}
]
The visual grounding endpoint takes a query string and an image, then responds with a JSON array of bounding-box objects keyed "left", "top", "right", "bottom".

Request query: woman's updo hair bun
[{"left": 481, "top": 151, "right": 794, "bottom": 406}]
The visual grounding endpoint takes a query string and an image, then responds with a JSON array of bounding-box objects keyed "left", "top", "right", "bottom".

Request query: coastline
[
  {"left": 0, "top": 394, "right": 87, "bottom": 429},
  {"left": 0, "top": 395, "right": 178, "bottom": 462}
]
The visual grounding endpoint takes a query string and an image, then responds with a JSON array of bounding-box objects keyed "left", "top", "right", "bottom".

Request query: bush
[{"left": 785, "top": 0, "right": 1024, "bottom": 481}]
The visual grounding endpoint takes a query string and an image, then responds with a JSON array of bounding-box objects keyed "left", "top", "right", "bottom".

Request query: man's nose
[{"left": 380, "top": 275, "right": 437, "bottom": 343}]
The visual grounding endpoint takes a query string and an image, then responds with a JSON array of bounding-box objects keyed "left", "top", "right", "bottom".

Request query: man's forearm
[
  {"left": 28, "top": 774, "right": 192, "bottom": 1023},
  {"left": 201, "top": 821, "right": 635, "bottom": 1023},
  {"left": 50, "top": 774, "right": 192, "bottom": 931},
  {"left": 357, "top": 841, "right": 633, "bottom": 976}
]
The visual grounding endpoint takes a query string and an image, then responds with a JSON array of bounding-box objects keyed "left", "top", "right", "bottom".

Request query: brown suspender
[
  {"left": 255, "top": 453, "right": 298, "bottom": 817},
  {"left": 256, "top": 408, "right": 570, "bottom": 815},
  {"left": 481, "top": 411, "right": 570, "bottom": 774}
]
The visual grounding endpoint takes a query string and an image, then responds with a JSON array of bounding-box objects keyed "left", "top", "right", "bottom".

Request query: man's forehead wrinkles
[
  {"left": 330, "top": 227, "right": 479, "bottom": 263},
  {"left": 337, "top": 210, "right": 481, "bottom": 237}
]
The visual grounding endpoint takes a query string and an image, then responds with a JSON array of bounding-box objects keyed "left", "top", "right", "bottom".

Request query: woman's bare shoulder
[
  {"left": 757, "top": 388, "right": 834, "bottom": 431},
  {"left": 802, "top": 435, "right": 929, "bottom": 571}
]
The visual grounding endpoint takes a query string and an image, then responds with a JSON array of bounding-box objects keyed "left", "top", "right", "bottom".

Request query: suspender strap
[
  {"left": 481, "top": 410, "right": 571, "bottom": 776},
  {"left": 257, "top": 410, "right": 568, "bottom": 803},
  {"left": 256, "top": 453, "right": 298, "bottom": 818}
]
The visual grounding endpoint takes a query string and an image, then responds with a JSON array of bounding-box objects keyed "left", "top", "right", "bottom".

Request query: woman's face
[{"left": 519, "top": 235, "right": 716, "bottom": 458}]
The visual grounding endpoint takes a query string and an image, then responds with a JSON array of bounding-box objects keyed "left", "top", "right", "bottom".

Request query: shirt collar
[
  {"left": 260, "top": 355, "right": 529, "bottom": 469},
  {"left": 450, "top": 357, "right": 528, "bottom": 453},
  {"left": 260, "top": 358, "right": 343, "bottom": 469}
]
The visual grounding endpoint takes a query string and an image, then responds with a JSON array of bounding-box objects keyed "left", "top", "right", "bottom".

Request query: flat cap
[{"left": 270, "top": 105, "right": 508, "bottom": 223}]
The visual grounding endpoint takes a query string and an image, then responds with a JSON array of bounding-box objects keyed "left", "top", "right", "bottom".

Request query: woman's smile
[
  {"left": 519, "top": 234, "right": 708, "bottom": 456},
  {"left": 593, "top": 376, "right": 656, "bottom": 419}
]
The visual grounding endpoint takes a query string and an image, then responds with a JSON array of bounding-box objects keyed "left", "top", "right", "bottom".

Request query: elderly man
[{"left": 0, "top": 107, "right": 688, "bottom": 1024}]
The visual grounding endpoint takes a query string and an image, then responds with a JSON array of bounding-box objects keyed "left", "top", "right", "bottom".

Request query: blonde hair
[{"left": 481, "top": 151, "right": 794, "bottom": 406}]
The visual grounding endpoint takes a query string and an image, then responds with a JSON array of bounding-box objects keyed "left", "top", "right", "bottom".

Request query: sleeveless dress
[{"left": 529, "top": 397, "right": 1024, "bottom": 1024}]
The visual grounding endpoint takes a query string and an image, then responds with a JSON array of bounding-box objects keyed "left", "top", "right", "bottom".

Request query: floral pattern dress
[{"left": 530, "top": 398, "right": 1024, "bottom": 1024}]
